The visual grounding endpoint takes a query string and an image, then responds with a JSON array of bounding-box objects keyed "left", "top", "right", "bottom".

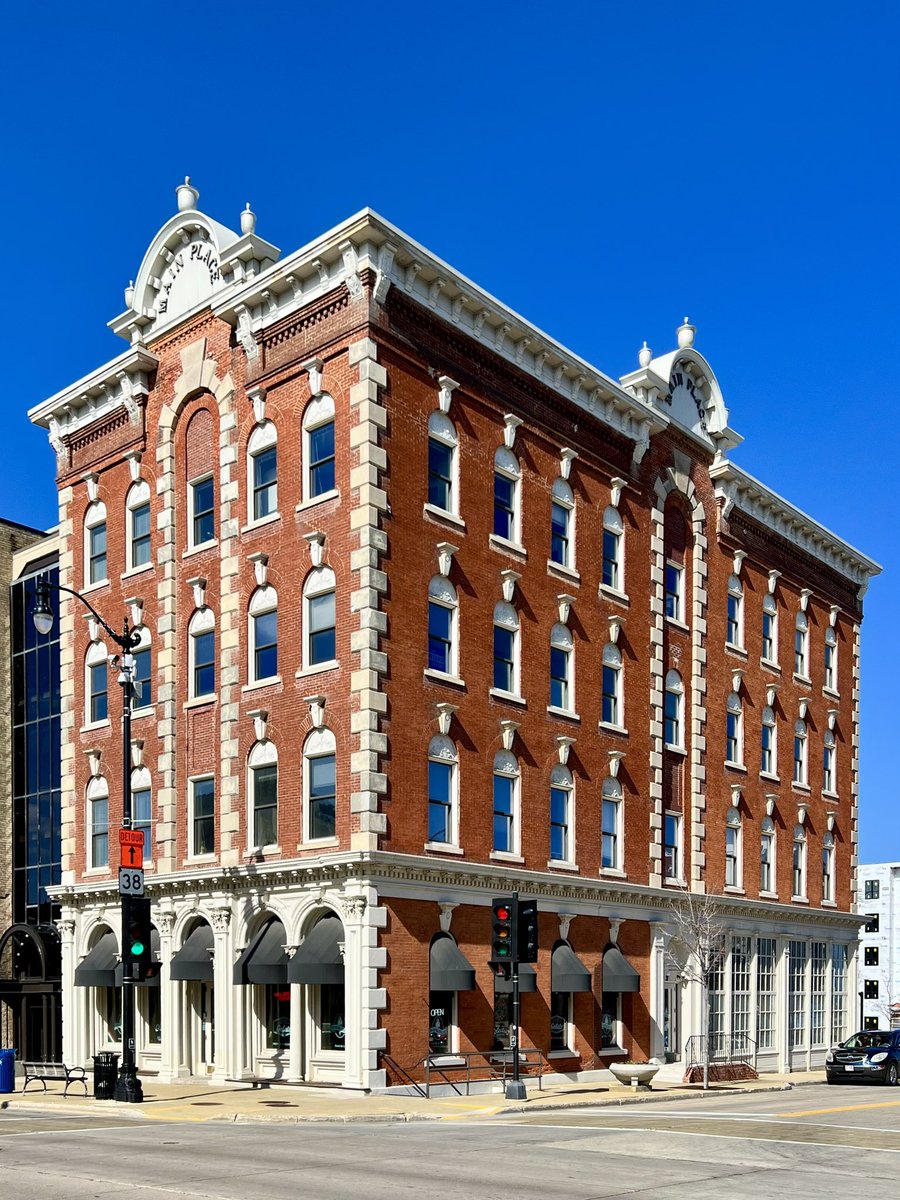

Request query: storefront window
[
  {"left": 428, "top": 990, "right": 454, "bottom": 1054},
  {"left": 146, "top": 988, "right": 161, "bottom": 1045},
  {"left": 550, "top": 991, "right": 570, "bottom": 1052},
  {"left": 319, "top": 983, "right": 345, "bottom": 1052},
  {"left": 105, "top": 987, "right": 122, "bottom": 1043},
  {"left": 493, "top": 990, "right": 512, "bottom": 1050},
  {"left": 266, "top": 986, "right": 291, "bottom": 1050},
  {"left": 600, "top": 992, "right": 619, "bottom": 1049}
]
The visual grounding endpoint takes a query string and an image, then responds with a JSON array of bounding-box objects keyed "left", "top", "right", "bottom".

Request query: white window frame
[
  {"left": 426, "top": 409, "right": 459, "bottom": 516},
  {"left": 303, "top": 393, "right": 337, "bottom": 504},
  {"left": 824, "top": 626, "right": 838, "bottom": 692},
  {"left": 85, "top": 640, "right": 109, "bottom": 726},
  {"left": 492, "top": 446, "right": 522, "bottom": 547},
  {"left": 794, "top": 611, "right": 809, "bottom": 679},
  {"left": 303, "top": 727, "right": 337, "bottom": 844},
  {"left": 549, "top": 764, "right": 574, "bottom": 865},
  {"left": 87, "top": 776, "right": 110, "bottom": 870},
  {"left": 664, "top": 560, "right": 685, "bottom": 623},
  {"left": 725, "top": 807, "right": 743, "bottom": 889},
  {"left": 726, "top": 574, "right": 744, "bottom": 648},
  {"left": 188, "top": 607, "right": 216, "bottom": 700},
  {"left": 427, "top": 735, "right": 459, "bottom": 849},
  {"left": 84, "top": 500, "right": 108, "bottom": 587},
  {"left": 762, "top": 593, "right": 779, "bottom": 664},
  {"left": 600, "top": 776, "right": 623, "bottom": 873},
  {"left": 663, "top": 810, "right": 683, "bottom": 881},
  {"left": 822, "top": 832, "right": 835, "bottom": 902},
  {"left": 792, "top": 824, "right": 808, "bottom": 899},
  {"left": 303, "top": 566, "right": 338, "bottom": 672},
  {"left": 131, "top": 625, "right": 153, "bottom": 713},
  {"left": 726, "top": 691, "right": 744, "bottom": 766},
  {"left": 549, "top": 477, "right": 575, "bottom": 571},
  {"left": 491, "top": 600, "right": 520, "bottom": 698},
  {"left": 601, "top": 642, "right": 623, "bottom": 729},
  {"left": 760, "top": 817, "right": 776, "bottom": 894},
  {"left": 664, "top": 670, "right": 684, "bottom": 750},
  {"left": 189, "top": 774, "right": 216, "bottom": 859},
  {"left": 822, "top": 729, "right": 837, "bottom": 795},
  {"left": 549, "top": 622, "right": 574, "bottom": 714},
  {"left": 427, "top": 575, "right": 459, "bottom": 680},
  {"left": 131, "top": 766, "right": 153, "bottom": 863},
  {"left": 491, "top": 750, "right": 520, "bottom": 857},
  {"left": 247, "top": 420, "right": 278, "bottom": 524},
  {"left": 248, "top": 740, "right": 279, "bottom": 851},
  {"left": 761, "top": 705, "right": 777, "bottom": 776},
  {"left": 601, "top": 505, "right": 624, "bottom": 593},
  {"left": 125, "top": 481, "right": 152, "bottom": 572},
  {"left": 248, "top": 586, "right": 279, "bottom": 684},
  {"left": 188, "top": 473, "right": 216, "bottom": 549},
  {"left": 793, "top": 719, "right": 808, "bottom": 786}
]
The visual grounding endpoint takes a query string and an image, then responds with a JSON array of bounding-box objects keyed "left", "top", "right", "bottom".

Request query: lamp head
[{"left": 32, "top": 577, "right": 54, "bottom": 636}]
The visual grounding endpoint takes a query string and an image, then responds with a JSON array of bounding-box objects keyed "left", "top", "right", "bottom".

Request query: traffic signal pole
[{"left": 505, "top": 891, "right": 527, "bottom": 1101}]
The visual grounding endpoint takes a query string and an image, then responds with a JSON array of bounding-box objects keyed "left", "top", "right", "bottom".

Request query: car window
[{"left": 844, "top": 1032, "right": 892, "bottom": 1050}]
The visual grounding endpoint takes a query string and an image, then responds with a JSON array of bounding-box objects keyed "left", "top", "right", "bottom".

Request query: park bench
[{"left": 21, "top": 1061, "right": 88, "bottom": 1097}]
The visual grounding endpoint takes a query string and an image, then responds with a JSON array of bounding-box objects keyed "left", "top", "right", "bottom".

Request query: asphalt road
[{"left": 1, "top": 1084, "right": 899, "bottom": 1199}]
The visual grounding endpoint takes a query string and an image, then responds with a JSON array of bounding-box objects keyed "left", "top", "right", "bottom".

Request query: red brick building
[{"left": 29, "top": 180, "right": 879, "bottom": 1090}]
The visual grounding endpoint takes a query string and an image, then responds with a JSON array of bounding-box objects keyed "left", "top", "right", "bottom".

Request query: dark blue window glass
[
  {"left": 428, "top": 602, "right": 452, "bottom": 673},
  {"left": 253, "top": 446, "right": 278, "bottom": 519},
  {"left": 493, "top": 774, "right": 514, "bottom": 853},
  {"left": 253, "top": 610, "right": 278, "bottom": 680},
  {"left": 428, "top": 439, "right": 453, "bottom": 510},
  {"left": 309, "top": 754, "right": 336, "bottom": 840},
  {"left": 309, "top": 422, "right": 336, "bottom": 498},
  {"left": 192, "top": 477, "right": 215, "bottom": 545},
  {"left": 133, "top": 646, "right": 152, "bottom": 708},
  {"left": 428, "top": 760, "right": 452, "bottom": 843},
  {"left": 193, "top": 630, "right": 215, "bottom": 697},
  {"left": 494, "top": 473, "right": 515, "bottom": 540}
]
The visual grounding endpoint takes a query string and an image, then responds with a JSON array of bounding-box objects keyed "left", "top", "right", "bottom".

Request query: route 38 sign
[{"left": 118, "top": 868, "right": 145, "bottom": 897}]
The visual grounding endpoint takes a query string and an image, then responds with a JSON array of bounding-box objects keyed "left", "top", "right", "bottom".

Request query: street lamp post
[{"left": 32, "top": 575, "right": 144, "bottom": 1103}]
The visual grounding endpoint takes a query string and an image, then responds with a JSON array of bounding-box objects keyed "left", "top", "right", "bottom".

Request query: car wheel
[{"left": 886, "top": 1063, "right": 898, "bottom": 1087}]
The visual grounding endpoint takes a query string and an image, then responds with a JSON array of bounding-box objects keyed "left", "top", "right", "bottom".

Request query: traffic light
[
  {"left": 491, "top": 897, "right": 518, "bottom": 966},
  {"left": 517, "top": 898, "right": 539, "bottom": 963},
  {"left": 122, "top": 894, "right": 152, "bottom": 981}
]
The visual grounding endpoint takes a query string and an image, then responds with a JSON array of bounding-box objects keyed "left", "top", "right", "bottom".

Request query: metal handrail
[
  {"left": 380, "top": 1047, "right": 546, "bottom": 1098},
  {"left": 685, "top": 1032, "right": 757, "bottom": 1070}
]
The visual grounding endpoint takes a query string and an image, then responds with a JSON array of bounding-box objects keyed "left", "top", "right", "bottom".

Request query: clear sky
[{"left": 2, "top": 2, "right": 896, "bottom": 861}]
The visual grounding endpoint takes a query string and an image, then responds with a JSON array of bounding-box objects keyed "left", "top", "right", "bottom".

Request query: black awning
[
  {"left": 602, "top": 944, "right": 640, "bottom": 993},
  {"left": 493, "top": 963, "right": 537, "bottom": 994},
  {"left": 288, "top": 915, "right": 344, "bottom": 985},
  {"left": 115, "top": 928, "right": 162, "bottom": 988},
  {"left": 170, "top": 924, "right": 214, "bottom": 982},
  {"left": 233, "top": 920, "right": 288, "bottom": 986},
  {"left": 551, "top": 941, "right": 591, "bottom": 993},
  {"left": 74, "top": 931, "right": 118, "bottom": 988},
  {"left": 430, "top": 935, "right": 476, "bottom": 992}
]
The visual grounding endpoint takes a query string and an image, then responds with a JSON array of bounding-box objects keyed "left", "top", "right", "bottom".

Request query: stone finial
[
  {"left": 559, "top": 447, "right": 577, "bottom": 479},
  {"left": 304, "top": 694, "right": 326, "bottom": 729},
  {"left": 437, "top": 376, "right": 459, "bottom": 414},
  {"left": 557, "top": 593, "right": 576, "bottom": 624},
  {"left": 435, "top": 702, "right": 457, "bottom": 735},
  {"left": 248, "top": 552, "right": 269, "bottom": 587},
  {"left": 241, "top": 203, "right": 256, "bottom": 235},
  {"left": 556, "top": 735, "right": 575, "bottom": 765},
  {"left": 302, "top": 357, "right": 324, "bottom": 398},
  {"left": 304, "top": 531, "right": 326, "bottom": 567},
  {"left": 677, "top": 317, "right": 696, "bottom": 349},
  {"left": 501, "top": 569, "right": 521, "bottom": 603},
  {"left": 608, "top": 749, "right": 625, "bottom": 778},
  {"left": 248, "top": 708, "right": 269, "bottom": 742},
  {"left": 499, "top": 719, "right": 520, "bottom": 751},
  {"left": 638, "top": 341, "right": 652, "bottom": 369},
  {"left": 176, "top": 176, "right": 199, "bottom": 212},
  {"left": 124, "top": 281, "right": 135, "bottom": 308},
  {"left": 437, "top": 542, "right": 458, "bottom": 578},
  {"left": 438, "top": 903, "right": 458, "bottom": 933},
  {"left": 503, "top": 413, "right": 523, "bottom": 449}
]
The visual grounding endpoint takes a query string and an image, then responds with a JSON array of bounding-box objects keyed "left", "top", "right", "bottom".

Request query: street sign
[
  {"left": 118, "top": 829, "right": 143, "bottom": 847},
  {"left": 121, "top": 842, "right": 144, "bottom": 869},
  {"left": 118, "top": 867, "right": 145, "bottom": 896}
]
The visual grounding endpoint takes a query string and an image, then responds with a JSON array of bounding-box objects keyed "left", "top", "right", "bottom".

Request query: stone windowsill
[
  {"left": 725, "top": 760, "right": 747, "bottom": 774},
  {"left": 760, "top": 658, "right": 782, "bottom": 674},
  {"left": 489, "top": 534, "right": 527, "bottom": 559},
  {"left": 80, "top": 579, "right": 110, "bottom": 596},
  {"left": 666, "top": 616, "right": 689, "bottom": 634},
  {"left": 546, "top": 705, "right": 580, "bottom": 723},
  {"left": 242, "top": 676, "right": 283, "bottom": 694},
  {"left": 296, "top": 660, "right": 339, "bottom": 680},
  {"left": 298, "top": 837, "right": 340, "bottom": 851},
  {"left": 598, "top": 583, "right": 630, "bottom": 607},
  {"left": 241, "top": 511, "right": 282, "bottom": 535},
  {"left": 546, "top": 559, "right": 580, "bottom": 585},
  {"left": 424, "top": 668, "right": 466, "bottom": 689},
  {"left": 296, "top": 488, "right": 340, "bottom": 515},
  {"left": 183, "top": 539, "right": 218, "bottom": 559},
  {"left": 600, "top": 867, "right": 627, "bottom": 880},
  {"left": 120, "top": 563, "right": 154, "bottom": 582},
  {"left": 547, "top": 859, "right": 579, "bottom": 873},
  {"left": 725, "top": 642, "right": 748, "bottom": 658},
  {"left": 423, "top": 503, "right": 466, "bottom": 533},
  {"left": 425, "top": 841, "right": 465, "bottom": 856},
  {"left": 598, "top": 721, "right": 628, "bottom": 737},
  {"left": 184, "top": 695, "right": 217, "bottom": 710},
  {"left": 489, "top": 687, "right": 526, "bottom": 707},
  {"left": 490, "top": 850, "right": 524, "bottom": 864}
]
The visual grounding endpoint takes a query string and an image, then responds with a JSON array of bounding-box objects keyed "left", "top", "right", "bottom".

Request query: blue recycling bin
[{"left": 0, "top": 1049, "right": 16, "bottom": 1093}]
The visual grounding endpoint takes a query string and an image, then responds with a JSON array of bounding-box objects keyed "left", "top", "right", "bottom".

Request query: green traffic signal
[{"left": 130, "top": 940, "right": 145, "bottom": 957}]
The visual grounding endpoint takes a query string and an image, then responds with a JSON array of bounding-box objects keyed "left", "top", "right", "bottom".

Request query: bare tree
[{"left": 665, "top": 886, "right": 729, "bottom": 1090}]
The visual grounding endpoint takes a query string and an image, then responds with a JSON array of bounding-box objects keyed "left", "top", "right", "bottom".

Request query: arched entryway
[
  {"left": 0, "top": 923, "right": 62, "bottom": 1061},
  {"left": 289, "top": 912, "right": 346, "bottom": 1081},
  {"left": 170, "top": 920, "right": 215, "bottom": 1076}
]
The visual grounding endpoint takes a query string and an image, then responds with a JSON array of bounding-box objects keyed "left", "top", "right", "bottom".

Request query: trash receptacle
[
  {"left": 0, "top": 1049, "right": 16, "bottom": 1093},
  {"left": 92, "top": 1052, "right": 119, "bottom": 1100}
]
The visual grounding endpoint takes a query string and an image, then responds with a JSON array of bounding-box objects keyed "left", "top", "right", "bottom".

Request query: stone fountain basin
[{"left": 608, "top": 1062, "right": 660, "bottom": 1087}]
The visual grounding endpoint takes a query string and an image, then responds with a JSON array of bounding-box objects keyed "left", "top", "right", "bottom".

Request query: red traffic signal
[{"left": 491, "top": 896, "right": 518, "bottom": 965}]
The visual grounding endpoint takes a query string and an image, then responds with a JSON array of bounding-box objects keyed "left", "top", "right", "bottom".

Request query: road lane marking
[{"left": 779, "top": 1099, "right": 900, "bottom": 1117}]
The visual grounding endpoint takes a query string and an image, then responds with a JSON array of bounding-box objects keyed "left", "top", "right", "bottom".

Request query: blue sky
[{"left": 2, "top": 2, "right": 897, "bottom": 860}]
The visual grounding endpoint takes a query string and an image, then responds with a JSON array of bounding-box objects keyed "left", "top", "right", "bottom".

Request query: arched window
[
  {"left": 792, "top": 824, "right": 807, "bottom": 898},
  {"left": 602, "top": 506, "right": 624, "bottom": 591},
  {"left": 188, "top": 608, "right": 215, "bottom": 699},
  {"left": 492, "top": 601, "right": 519, "bottom": 696},
  {"left": 493, "top": 446, "right": 521, "bottom": 545},
  {"left": 762, "top": 593, "right": 779, "bottom": 663},
  {"left": 492, "top": 750, "right": 519, "bottom": 855},
  {"left": 824, "top": 626, "right": 838, "bottom": 692},
  {"left": 428, "top": 575, "right": 458, "bottom": 677},
  {"left": 131, "top": 766, "right": 152, "bottom": 860},
  {"left": 549, "top": 623, "right": 574, "bottom": 712},
  {"left": 664, "top": 670, "right": 683, "bottom": 749},
  {"left": 726, "top": 807, "right": 743, "bottom": 888},
  {"left": 303, "top": 566, "right": 337, "bottom": 669},
  {"left": 794, "top": 611, "right": 809, "bottom": 678},
  {"left": 550, "top": 477, "right": 574, "bottom": 569},
  {"left": 601, "top": 643, "right": 623, "bottom": 728},
  {"left": 823, "top": 729, "right": 836, "bottom": 794},
  {"left": 249, "top": 586, "right": 278, "bottom": 683},
  {"left": 428, "top": 735, "right": 458, "bottom": 847},
  {"left": 303, "top": 727, "right": 336, "bottom": 842},
  {"left": 793, "top": 719, "right": 808, "bottom": 785},
  {"left": 761, "top": 705, "right": 777, "bottom": 776},
  {"left": 601, "top": 776, "right": 623, "bottom": 871},
  {"left": 822, "top": 831, "right": 835, "bottom": 902},
  {"left": 84, "top": 500, "right": 108, "bottom": 586},
  {"left": 248, "top": 421, "right": 278, "bottom": 522},
  {"left": 760, "top": 816, "right": 776, "bottom": 894},
  {"left": 87, "top": 776, "right": 110, "bottom": 869},
  {"left": 726, "top": 691, "right": 744, "bottom": 765},
  {"left": 86, "top": 640, "right": 109, "bottom": 724},
  {"left": 249, "top": 740, "right": 278, "bottom": 849},
  {"left": 427, "top": 409, "right": 458, "bottom": 514},
  {"left": 550, "top": 765, "right": 573, "bottom": 864},
  {"left": 125, "top": 481, "right": 151, "bottom": 571},
  {"left": 727, "top": 574, "right": 743, "bottom": 647},
  {"left": 132, "top": 625, "right": 152, "bottom": 712},
  {"left": 303, "top": 394, "right": 336, "bottom": 502}
]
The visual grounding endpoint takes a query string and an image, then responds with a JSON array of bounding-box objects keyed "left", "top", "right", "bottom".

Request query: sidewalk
[{"left": 0, "top": 1069, "right": 823, "bottom": 1125}]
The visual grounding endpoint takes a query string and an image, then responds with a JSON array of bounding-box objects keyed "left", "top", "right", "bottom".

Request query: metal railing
[
  {"left": 685, "top": 1032, "right": 757, "bottom": 1070},
  {"left": 380, "top": 1048, "right": 546, "bottom": 1098}
]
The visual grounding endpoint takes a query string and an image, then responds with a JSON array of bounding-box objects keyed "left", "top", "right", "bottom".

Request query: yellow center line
[{"left": 779, "top": 1099, "right": 900, "bottom": 1118}]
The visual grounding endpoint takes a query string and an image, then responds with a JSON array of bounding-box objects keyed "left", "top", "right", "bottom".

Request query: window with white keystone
[
  {"left": 131, "top": 626, "right": 152, "bottom": 711},
  {"left": 792, "top": 825, "right": 808, "bottom": 898},
  {"left": 549, "top": 765, "right": 573, "bottom": 863},
  {"left": 190, "top": 776, "right": 215, "bottom": 856},
  {"left": 822, "top": 729, "right": 836, "bottom": 793},
  {"left": 762, "top": 593, "right": 778, "bottom": 663},
  {"left": 427, "top": 735, "right": 458, "bottom": 846},
  {"left": 304, "top": 728, "right": 336, "bottom": 841},
  {"left": 793, "top": 719, "right": 808, "bottom": 785},
  {"left": 249, "top": 587, "right": 278, "bottom": 683},
  {"left": 549, "top": 623, "right": 574, "bottom": 711},
  {"left": 725, "top": 807, "right": 743, "bottom": 888},
  {"left": 492, "top": 751, "right": 519, "bottom": 855},
  {"left": 794, "top": 611, "right": 809, "bottom": 678},
  {"left": 188, "top": 608, "right": 215, "bottom": 699},
  {"left": 664, "top": 561, "right": 684, "bottom": 622},
  {"left": 189, "top": 475, "right": 215, "bottom": 548},
  {"left": 601, "top": 643, "right": 623, "bottom": 727},
  {"left": 248, "top": 421, "right": 278, "bottom": 521},
  {"left": 493, "top": 446, "right": 521, "bottom": 544},
  {"left": 822, "top": 832, "right": 835, "bottom": 902},
  {"left": 304, "top": 567, "right": 337, "bottom": 669},
  {"left": 85, "top": 640, "right": 109, "bottom": 724},
  {"left": 428, "top": 575, "right": 458, "bottom": 677},
  {"left": 550, "top": 477, "right": 574, "bottom": 569},
  {"left": 492, "top": 601, "right": 519, "bottom": 695},
  {"left": 663, "top": 811, "right": 682, "bottom": 880},
  {"left": 726, "top": 691, "right": 744, "bottom": 765},
  {"left": 249, "top": 740, "right": 278, "bottom": 849},
  {"left": 601, "top": 776, "right": 623, "bottom": 871},
  {"left": 84, "top": 501, "right": 108, "bottom": 586},
  {"left": 760, "top": 817, "right": 776, "bottom": 893},
  {"left": 824, "top": 626, "right": 838, "bottom": 691},
  {"left": 132, "top": 767, "right": 152, "bottom": 861},
  {"left": 303, "top": 394, "right": 336, "bottom": 502},
  {"left": 761, "top": 705, "right": 777, "bottom": 775},
  {"left": 664, "top": 670, "right": 684, "bottom": 749},
  {"left": 602, "top": 505, "right": 623, "bottom": 591},
  {"left": 727, "top": 574, "right": 744, "bottom": 647},
  {"left": 427, "top": 410, "right": 458, "bottom": 514},
  {"left": 87, "top": 776, "right": 109, "bottom": 869},
  {"left": 126, "top": 482, "right": 151, "bottom": 570}
]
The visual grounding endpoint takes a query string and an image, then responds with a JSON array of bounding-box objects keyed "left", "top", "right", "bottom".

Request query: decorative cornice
[{"left": 29, "top": 347, "right": 158, "bottom": 441}]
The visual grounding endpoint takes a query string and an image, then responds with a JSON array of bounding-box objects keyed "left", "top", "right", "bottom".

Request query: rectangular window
[
  {"left": 133, "top": 646, "right": 151, "bottom": 708},
  {"left": 789, "top": 940, "right": 807, "bottom": 1049},
  {"left": 664, "top": 562, "right": 683, "bottom": 621},
  {"left": 792, "top": 837, "right": 806, "bottom": 898},
  {"left": 601, "top": 664, "right": 619, "bottom": 726},
  {"left": 493, "top": 773, "right": 515, "bottom": 853},
  {"left": 550, "top": 786, "right": 569, "bottom": 862},
  {"left": 309, "top": 753, "right": 337, "bottom": 840},
  {"left": 265, "top": 984, "right": 291, "bottom": 1051},
  {"left": 760, "top": 832, "right": 774, "bottom": 893},
  {"left": 865, "top": 978, "right": 879, "bottom": 1000},
  {"left": 823, "top": 745, "right": 834, "bottom": 792},
  {"left": 89, "top": 662, "right": 108, "bottom": 723},
  {"left": 725, "top": 826, "right": 740, "bottom": 887},
  {"left": 708, "top": 958, "right": 725, "bottom": 1055},
  {"left": 811, "top": 942, "right": 827, "bottom": 1046},
  {"left": 91, "top": 795, "right": 109, "bottom": 868},
  {"left": 319, "top": 982, "right": 345, "bottom": 1052},
  {"left": 252, "top": 763, "right": 278, "bottom": 848},
  {"left": 663, "top": 812, "right": 681, "bottom": 880},
  {"left": 550, "top": 990, "right": 572, "bottom": 1052},
  {"left": 493, "top": 624, "right": 515, "bottom": 692},
  {"left": 131, "top": 503, "right": 151, "bottom": 569},
  {"left": 253, "top": 610, "right": 278, "bottom": 681},
  {"left": 824, "top": 639, "right": 836, "bottom": 690},
  {"left": 761, "top": 722, "right": 774, "bottom": 774},
  {"left": 428, "top": 602, "right": 453, "bottom": 674},
  {"left": 822, "top": 846, "right": 834, "bottom": 901},
  {"left": 253, "top": 445, "right": 278, "bottom": 520},
  {"left": 865, "top": 913, "right": 879, "bottom": 933},
  {"left": 88, "top": 522, "right": 107, "bottom": 585},
  {"left": 550, "top": 502, "right": 569, "bottom": 566},
  {"left": 133, "top": 787, "right": 151, "bottom": 860},
  {"left": 795, "top": 627, "right": 808, "bottom": 677},
  {"left": 493, "top": 472, "right": 516, "bottom": 541},
  {"left": 308, "top": 591, "right": 336, "bottom": 665},
  {"left": 549, "top": 645, "right": 569, "bottom": 710},
  {"left": 601, "top": 529, "right": 620, "bottom": 590},
  {"left": 600, "top": 991, "right": 620, "bottom": 1050},
  {"left": 193, "top": 630, "right": 215, "bottom": 697},
  {"left": 865, "top": 879, "right": 880, "bottom": 900},
  {"left": 864, "top": 1015, "right": 880, "bottom": 1032},
  {"left": 428, "top": 439, "right": 453, "bottom": 511},
  {"left": 756, "top": 937, "right": 776, "bottom": 1051},
  {"left": 309, "top": 421, "right": 336, "bottom": 498},
  {"left": 727, "top": 593, "right": 741, "bottom": 645},
  {"left": 831, "top": 944, "right": 847, "bottom": 1045},
  {"left": 191, "top": 476, "right": 215, "bottom": 546},
  {"left": 601, "top": 797, "right": 620, "bottom": 870},
  {"left": 762, "top": 604, "right": 777, "bottom": 662},
  {"left": 428, "top": 759, "right": 453, "bottom": 844},
  {"left": 428, "top": 990, "right": 454, "bottom": 1054},
  {"left": 865, "top": 946, "right": 879, "bottom": 967},
  {"left": 731, "top": 935, "right": 751, "bottom": 1042},
  {"left": 191, "top": 777, "right": 215, "bottom": 856},
  {"left": 664, "top": 689, "right": 681, "bottom": 748},
  {"left": 726, "top": 711, "right": 741, "bottom": 764}
]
